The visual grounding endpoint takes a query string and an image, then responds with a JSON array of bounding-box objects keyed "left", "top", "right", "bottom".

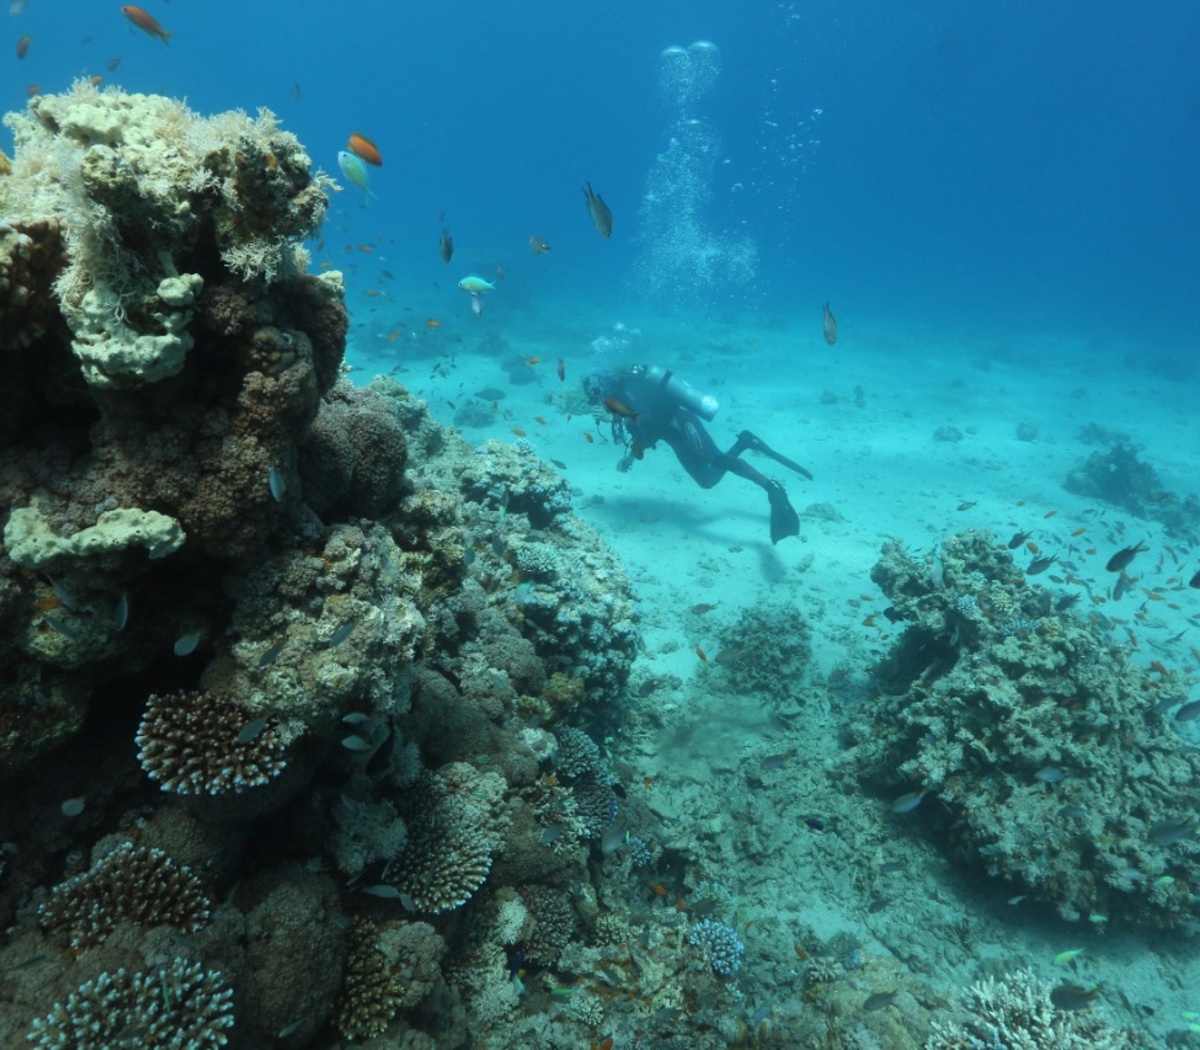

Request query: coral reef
[
  {"left": 715, "top": 598, "right": 814, "bottom": 706},
  {"left": 0, "top": 85, "right": 649, "bottom": 1050},
  {"left": 851, "top": 530, "right": 1200, "bottom": 928},
  {"left": 688, "top": 918, "right": 746, "bottom": 976},
  {"left": 27, "top": 958, "right": 234, "bottom": 1049},
  {"left": 1065, "top": 430, "right": 1200, "bottom": 536}
]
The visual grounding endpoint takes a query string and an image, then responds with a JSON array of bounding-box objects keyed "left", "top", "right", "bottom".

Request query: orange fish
[
  {"left": 511, "top": 427, "right": 527, "bottom": 436},
  {"left": 347, "top": 132, "right": 383, "bottom": 167},
  {"left": 496, "top": 265, "right": 506, "bottom": 281},
  {"left": 89, "top": 75, "right": 104, "bottom": 87},
  {"left": 529, "top": 234, "right": 551, "bottom": 254},
  {"left": 387, "top": 330, "right": 400, "bottom": 342},
  {"left": 26, "top": 84, "right": 40, "bottom": 98},
  {"left": 357, "top": 243, "right": 373, "bottom": 254},
  {"left": 425, "top": 319, "right": 441, "bottom": 329},
  {"left": 1071, "top": 527, "right": 1087, "bottom": 536},
  {"left": 649, "top": 881, "right": 668, "bottom": 896},
  {"left": 556, "top": 357, "right": 566, "bottom": 382},
  {"left": 695, "top": 645, "right": 708, "bottom": 663},
  {"left": 583, "top": 431, "right": 594, "bottom": 443},
  {"left": 525, "top": 355, "right": 541, "bottom": 366},
  {"left": 822, "top": 301, "right": 837, "bottom": 345},
  {"left": 603, "top": 397, "right": 636, "bottom": 418},
  {"left": 533, "top": 415, "right": 547, "bottom": 425},
  {"left": 121, "top": 6, "right": 173, "bottom": 45},
  {"left": 16, "top": 34, "right": 31, "bottom": 59}
]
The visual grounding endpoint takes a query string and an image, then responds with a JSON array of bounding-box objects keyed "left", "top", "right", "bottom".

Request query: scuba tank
[{"left": 637, "top": 364, "right": 720, "bottom": 421}]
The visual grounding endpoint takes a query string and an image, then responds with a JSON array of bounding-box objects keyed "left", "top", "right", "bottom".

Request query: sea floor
[{"left": 349, "top": 300, "right": 1200, "bottom": 1045}]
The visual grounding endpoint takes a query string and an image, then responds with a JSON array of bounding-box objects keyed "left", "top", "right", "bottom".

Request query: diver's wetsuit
[{"left": 600, "top": 366, "right": 811, "bottom": 544}]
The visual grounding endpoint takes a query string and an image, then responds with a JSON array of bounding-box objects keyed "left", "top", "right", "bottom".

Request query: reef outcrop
[{"left": 0, "top": 84, "right": 641, "bottom": 1048}]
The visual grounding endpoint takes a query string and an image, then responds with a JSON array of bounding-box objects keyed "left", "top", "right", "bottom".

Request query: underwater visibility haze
[{"left": 2, "top": 1, "right": 1200, "bottom": 1047}]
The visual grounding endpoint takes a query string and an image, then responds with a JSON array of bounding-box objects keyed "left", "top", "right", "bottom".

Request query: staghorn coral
[
  {"left": 926, "top": 968, "right": 1138, "bottom": 1049},
  {"left": 27, "top": 958, "right": 234, "bottom": 1049},
  {"left": 335, "top": 916, "right": 403, "bottom": 1041},
  {"left": 38, "top": 841, "right": 209, "bottom": 950},
  {"left": 136, "top": 690, "right": 288, "bottom": 795}
]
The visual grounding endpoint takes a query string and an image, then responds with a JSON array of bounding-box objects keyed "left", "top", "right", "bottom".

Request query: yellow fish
[{"left": 583, "top": 180, "right": 612, "bottom": 238}]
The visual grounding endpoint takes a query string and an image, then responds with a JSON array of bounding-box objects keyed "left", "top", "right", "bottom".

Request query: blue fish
[{"left": 337, "top": 150, "right": 374, "bottom": 199}]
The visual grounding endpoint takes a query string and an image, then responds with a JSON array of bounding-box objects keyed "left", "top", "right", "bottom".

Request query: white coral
[{"left": 926, "top": 969, "right": 1138, "bottom": 1050}]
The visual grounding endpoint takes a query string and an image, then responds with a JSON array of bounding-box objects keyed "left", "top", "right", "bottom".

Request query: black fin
[{"left": 767, "top": 483, "right": 800, "bottom": 544}]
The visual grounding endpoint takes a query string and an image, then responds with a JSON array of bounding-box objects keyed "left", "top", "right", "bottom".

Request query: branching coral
[
  {"left": 38, "top": 841, "right": 210, "bottom": 950},
  {"left": 388, "top": 770, "right": 496, "bottom": 914},
  {"left": 334, "top": 917, "right": 403, "bottom": 1041},
  {"left": 27, "top": 958, "right": 234, "bottom": 1049},
  {"left": 926, "top": 968, "right": 1138, "bottom": 1049},
  {"left": 136, "top": 690, "right": 288, "bottom": 795}
]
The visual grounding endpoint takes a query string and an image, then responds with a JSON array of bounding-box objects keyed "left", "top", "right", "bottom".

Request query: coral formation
[
  {"left": 136, "top": 690, "right": 288, "bottom": 794},
  {"left": 715, "top": 598, "right": 813, "bottom": 705},
  {"left": 38, "top": 841, "right": 210, "bottom": 949},
  {"left": 852, "top": 530, "right": 1200, "bottom": 927},
  {"left": 334, "top": 917, "right": 404, "bottom": 1041},
  {"left": 27, "top": 958, "right": 234, "bottom": 1049},
  {"left": 926, "top": 968, "right": 1138, "bottom": 1049},
  {"left": 688, "top": 918, "right": 746, "bottom": 976},
  {"left": 0, "top": 85, "right": 647, "bottom": 1050}
]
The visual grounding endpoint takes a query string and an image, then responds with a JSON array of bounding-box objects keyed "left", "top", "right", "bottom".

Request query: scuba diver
[{"left": 583, "top": 364, "right": 812, "bottom": 544}]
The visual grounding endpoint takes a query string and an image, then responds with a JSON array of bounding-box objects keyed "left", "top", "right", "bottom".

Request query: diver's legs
[{"left": 730, "top": 430, "right": 814, "bottom": 481}]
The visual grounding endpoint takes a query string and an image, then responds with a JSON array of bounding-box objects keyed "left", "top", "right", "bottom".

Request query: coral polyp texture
[
  {"left": 37, "top": 841, "right": 210, "bottom": 950},
  {"left": 27, "top": 958, "right": 234, "bottom": 1050},
  {"left": 136, "top": 690, "right": 288, "bottom": 794},
  {"left": 852, "top": 530, "right": 1200, "bottom": 928}
]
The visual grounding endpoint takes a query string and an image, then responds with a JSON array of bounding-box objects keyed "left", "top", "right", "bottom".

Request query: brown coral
[
  {"left": 334, "top": 917, "right": 403, "bottom": 1041},
  {"left": 38, "top": 841, "right": 210, "bottom": 949},
  {"left": 136, "top": 690, "right": 288, "bottom": 795}
]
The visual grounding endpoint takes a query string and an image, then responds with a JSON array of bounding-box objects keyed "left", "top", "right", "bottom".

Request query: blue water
[{"left": 10, "top": 0, "right": 1198, "bottom": 346}]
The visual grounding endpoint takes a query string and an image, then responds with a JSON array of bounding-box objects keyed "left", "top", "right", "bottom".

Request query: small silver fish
[
  {"left": 236, "top": 717, "right": 269, "bottom": 744},
  {"left": 61, "top": 797, "right": 85, "bottom": 817},
  {"left": 822, "top": 301, "right": 837, "bottom": 346},
  {"left": 259, "top": 639, "right": 286, "bottom": 667},
  {"left": 112, "top": 592, "right": 129, "bottom": 630},
  {"left": 341, "top": 734, "right": 371, "bottom": 751},
  {"left": 268, "top": 466, "right": 286, "bottom": 503},
  {"left": 1148, "top": 818, "right": 1196, "bottom": 846},
  {"left": 173, "top": 631, "right": 202, "bottom": 656},
  {"left": 892, "top": 788, "right": 928, "bottom": 814},
  {"left": 327, "top": 623, "right": 354, "bottom": 647},
  {"left": 1172, "top": 699, "right": 1200, "bottom": 723},
  {"left": 863, "top": 991, "right": 897, "bottom": 1012},
  {"left": 1034, "top": 767, "right": 1066, "bottom": 784},
  {"left": 583, "top": 180, "right": 613, "bottom": 238},
  {"left": 342, "top": 712, "right": 370, "bottom": 725},
  {"left": 362, "top": 884, "right": 403, "bottom": 899}
]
